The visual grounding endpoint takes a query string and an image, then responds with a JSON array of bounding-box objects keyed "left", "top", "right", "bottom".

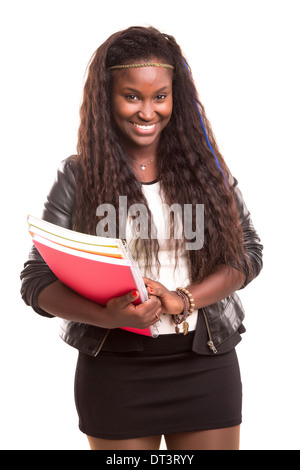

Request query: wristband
[{"left": 172, "top": 287, "right": 195, "bottom": 335}]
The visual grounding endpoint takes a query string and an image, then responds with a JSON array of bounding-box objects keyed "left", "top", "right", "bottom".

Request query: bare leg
[
  {"left": 165, "top": 425, "right": 240, "bottom": 451},
  {"left": 87, "top": 434, "right": 162, "bottom": 450}
]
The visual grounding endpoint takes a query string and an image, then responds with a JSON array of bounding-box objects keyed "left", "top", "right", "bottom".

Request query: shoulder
[
  {"left": 59, "top": 154, "right": 79, "bottom": 180},
  {"left": 48, "top": 155, "right": 79, "bottom": 196},
  {"left": 53, "top": 155, "right": 79, "bottom": 193},
  {"left": 227, "top": 170, "right": 238, "bottom": 189},
  {"left": 42, "top": 155, "right": 79, "bottom": 225}
]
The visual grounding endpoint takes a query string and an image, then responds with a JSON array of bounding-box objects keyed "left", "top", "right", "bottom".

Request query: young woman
[{"left": 21, "top": 26, "right": 263, "bottom": 450}]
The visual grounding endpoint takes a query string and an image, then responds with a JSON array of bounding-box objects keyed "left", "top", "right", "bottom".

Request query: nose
[{"left": 137, "top": 100, "right": 156, "bottom": 122}]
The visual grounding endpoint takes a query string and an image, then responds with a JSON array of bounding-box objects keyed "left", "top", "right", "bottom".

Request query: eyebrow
[{"left": 122, "top": 86, "right": 170, "bottom": 94}]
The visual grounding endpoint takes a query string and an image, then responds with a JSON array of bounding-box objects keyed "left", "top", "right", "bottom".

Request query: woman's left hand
[{"left": 143, "top": 277, "right": 183, "bottom": 315}]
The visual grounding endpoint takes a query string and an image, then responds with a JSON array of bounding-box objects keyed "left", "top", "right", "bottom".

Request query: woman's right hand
[
  {"left": 37, "top": 280, "right": 161, "bottom": 331},
  {"left": 104, "top": 290, "right": 162, "bottom": 330}
]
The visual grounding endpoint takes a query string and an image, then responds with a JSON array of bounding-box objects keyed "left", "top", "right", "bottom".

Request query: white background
[{"left": 1, "top": 0, "right": 299, "bottom": 450}]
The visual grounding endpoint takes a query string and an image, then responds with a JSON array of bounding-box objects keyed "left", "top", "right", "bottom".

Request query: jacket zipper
[
  {"left": 201, "top": 308, "right": 217, "bottom": 354},
  {"left": 94, "top": 329, "right": 111, "bottom": 357}
]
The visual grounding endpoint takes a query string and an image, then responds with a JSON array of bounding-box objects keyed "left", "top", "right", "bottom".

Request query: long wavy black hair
[{"left": 75, "top": 26, "right": 251, "bottom": 283}]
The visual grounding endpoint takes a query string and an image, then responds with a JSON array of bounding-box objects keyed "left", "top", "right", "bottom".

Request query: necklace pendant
[{"left": 140, "top": 165, "right": 146, "bottom": 171}]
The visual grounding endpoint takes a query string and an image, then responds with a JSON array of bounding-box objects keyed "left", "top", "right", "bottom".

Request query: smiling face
[{"left": 111, "top": 63, "right": 173, "bottom": 155}]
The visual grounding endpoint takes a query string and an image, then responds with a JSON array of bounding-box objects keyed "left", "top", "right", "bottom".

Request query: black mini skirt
[{"left": 74, "top": 331, "right": 242, "bottom": 440}]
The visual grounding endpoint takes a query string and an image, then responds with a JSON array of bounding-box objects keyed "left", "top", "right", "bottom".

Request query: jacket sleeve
[
  {"left": 20, "top": 156, "right": 77, "bottom": 317},
  {"left": 231, "top": 175, "right": 263, "bottom": 288}
]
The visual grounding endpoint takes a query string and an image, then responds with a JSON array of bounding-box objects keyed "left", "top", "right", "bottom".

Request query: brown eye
[
  {"left": 126, "top": 94, "right": 139, "bottom": 101},
  {"left": 155, "top": 94, "right": 167, "bottom": 101}
]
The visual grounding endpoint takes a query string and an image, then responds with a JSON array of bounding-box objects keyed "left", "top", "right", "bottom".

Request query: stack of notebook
[{"left": 27, "top": 215, "right": 158, "bottom": 337}]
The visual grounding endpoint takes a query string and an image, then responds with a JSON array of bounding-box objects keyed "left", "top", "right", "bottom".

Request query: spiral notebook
[{"left": 27, "top": 215, "right": 158, "bottom": 338}]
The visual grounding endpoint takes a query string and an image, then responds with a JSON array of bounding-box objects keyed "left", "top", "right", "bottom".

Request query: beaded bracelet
[
  {"left": 176, "top": 287, "right": 195, "bottom": 315},
  {"left": 172, "top": 287, "right": 195, "bottom": 335}
]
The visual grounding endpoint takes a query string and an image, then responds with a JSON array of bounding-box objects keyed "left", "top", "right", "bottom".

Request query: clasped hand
[
  {"left": 143, "top": 277, "right": 184, "bottom": 315},
  {"left": 105, "top": 288, "right": 161, "bottom": 330},
  {"left": 104, "top": 278, "right": 184, "bottom": 330}
]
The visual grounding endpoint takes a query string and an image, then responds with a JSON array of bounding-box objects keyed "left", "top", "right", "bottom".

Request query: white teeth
[{"left": 133, "top": 123, "right": 155, "bottom": 130}]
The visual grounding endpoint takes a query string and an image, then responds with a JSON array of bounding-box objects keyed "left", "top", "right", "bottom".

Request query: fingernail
[
  {"left": 149, "top": 288, "right": 154, "bottom": 293},
  {"left": 131, "top": 290, "right": 138, "bottom": 297}
]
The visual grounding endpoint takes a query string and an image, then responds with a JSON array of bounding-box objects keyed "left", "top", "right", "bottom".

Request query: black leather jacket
[{"left": 20, "top": 156, "right": 263, "bottom": 356}]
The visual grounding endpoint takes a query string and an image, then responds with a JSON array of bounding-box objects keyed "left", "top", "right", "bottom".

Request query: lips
[
  {"left": 133, "top": 123, "right": 155, "bottom": 130},
  {"left": 130, "top": 122, "right": 157, "bottom": 134}
]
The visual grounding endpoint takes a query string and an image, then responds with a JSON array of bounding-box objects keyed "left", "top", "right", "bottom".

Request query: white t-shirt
[{"left": 126, "top": 181, "right": 198, "bottom": 334}]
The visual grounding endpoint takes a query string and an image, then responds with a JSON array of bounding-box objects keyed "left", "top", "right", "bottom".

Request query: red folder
[{"left": 28, "top": 217, "right": 158, "bottom": 338}]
